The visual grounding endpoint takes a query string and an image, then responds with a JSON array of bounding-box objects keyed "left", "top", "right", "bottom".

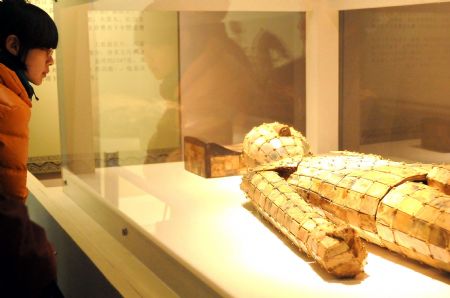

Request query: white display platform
[{"left": 63, "top": 162, "right": 450, "bottom": 297}]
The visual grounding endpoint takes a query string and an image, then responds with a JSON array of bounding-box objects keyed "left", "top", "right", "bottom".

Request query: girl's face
[{"left": 24, "top": 48, "right": 54, "bottom": 85}]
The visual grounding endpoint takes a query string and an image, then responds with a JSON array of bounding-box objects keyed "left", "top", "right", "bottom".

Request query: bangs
[
  {"left": 22, "top": 5, "right": 58, "bottom": 49},
  {"left": 29, "top": 16, "right": 59, "bottom": 49}
]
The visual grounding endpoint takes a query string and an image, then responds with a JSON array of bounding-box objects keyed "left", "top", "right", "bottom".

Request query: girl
[{"left": 0, "top": 0, "right": 62, "bottom": 296}]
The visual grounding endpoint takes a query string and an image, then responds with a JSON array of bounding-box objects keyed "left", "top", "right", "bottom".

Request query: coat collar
[{"left": 0, "top": 63, "right": 32, "bottom": 107}]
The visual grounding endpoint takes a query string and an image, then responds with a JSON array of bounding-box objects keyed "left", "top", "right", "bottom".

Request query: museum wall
[{"left": 27, "top": 0, "right": 61, "bottom": 175}]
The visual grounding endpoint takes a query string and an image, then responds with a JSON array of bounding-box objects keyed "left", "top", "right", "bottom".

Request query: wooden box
[{"left": 183, "top": 136, "right": 245, "bottom": 178}]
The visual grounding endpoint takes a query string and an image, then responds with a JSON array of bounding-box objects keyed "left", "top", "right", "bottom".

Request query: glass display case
[{"left": 54, "top": 0, "right": 450, "bottom": 297}]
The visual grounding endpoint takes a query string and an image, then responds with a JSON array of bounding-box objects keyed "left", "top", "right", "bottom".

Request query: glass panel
[
  {"left": 341, "top": 3, "right": 450, "bottom": 163},
  {"left": 90, "top": 9, "right": 176, "bottom": 165},
  {"left": 56, "top": 2, "right": 305, "bottom": 201}
]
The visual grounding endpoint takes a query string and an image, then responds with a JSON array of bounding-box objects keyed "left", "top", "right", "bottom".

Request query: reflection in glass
[
  {"left": 178, "top": 12, "right": 305, "bottom": 146},
  {"left": 59, "top": 6, "right": 305, "bottom": 169},
  {"left": 140, "top": 10, "right": 181, "bottom": 163},
  {"left": 140, "top": 10, "right": 306, "bottom": 163},
  {"left": 341, "top": 3, "right": 450, "bottom": 163},
  {"left": 88, "top": 10, "right": 169, "bottom": 166}
]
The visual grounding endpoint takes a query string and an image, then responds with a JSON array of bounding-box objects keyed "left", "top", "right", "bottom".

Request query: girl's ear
[{"left": 5, "top": 35, "right": 20, "bottom": 56}]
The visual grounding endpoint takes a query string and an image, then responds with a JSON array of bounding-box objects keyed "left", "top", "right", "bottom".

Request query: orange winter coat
[{"left": 0, "top": 63, "right": 31, "bottom": 202}]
